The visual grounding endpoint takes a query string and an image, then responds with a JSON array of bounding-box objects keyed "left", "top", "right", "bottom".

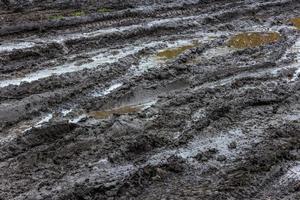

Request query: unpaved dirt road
[{"left": 0, "top": 0, "right": 300, "bottom": 199}]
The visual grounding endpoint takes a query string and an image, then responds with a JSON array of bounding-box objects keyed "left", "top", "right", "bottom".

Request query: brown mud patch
[{"left": 227, "top": 32, "right": 281, "bottom": 48}]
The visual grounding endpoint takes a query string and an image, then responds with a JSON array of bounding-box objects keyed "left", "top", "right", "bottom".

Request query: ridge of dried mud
[{"left": 0, "top": 0, "right": 300, "bottom": 199}]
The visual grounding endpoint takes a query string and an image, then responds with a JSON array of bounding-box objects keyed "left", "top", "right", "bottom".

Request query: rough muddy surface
[{"left": 0, "top": 0, "right": 300, "bottom": 199}]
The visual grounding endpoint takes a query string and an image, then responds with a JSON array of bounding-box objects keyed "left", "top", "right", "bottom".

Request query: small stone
[
  {"left": 151, "top": 175, "right": 161, "bottom": 181},
  {"left": 156, "top": 168, "right": 168, "bottom": 177},
  {"left": 208, "top": 148, "right": 218, "bottom": 154},
  {"left": 293, "top": 182, "right": 300, "bottom": 192},
  {"left": 216, "top": 155, "right": 227, "bottom": 162},
  {"left": 202, "top": 156, "right": 209, "bottom": 162},
  {"left": 194, "top": 152, "right": 203, "bottom": 161},
  {"left": 228, "top": 141, "right": 237, "bottom": 149}
]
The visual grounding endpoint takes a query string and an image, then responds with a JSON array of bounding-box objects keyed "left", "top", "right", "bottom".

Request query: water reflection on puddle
[
  {"left": 290, "top": 18, "right": 300, "bottom": 29},
  {"left": 127, "top": 39, "right": 200, "bottom": 76},
  {"left": 156, "top": 42, "right": 198, "bottom": 60},
  {"left": 202, "top": 46, "right": 234, "bottom": 59},
  {"left": 92, "top": 83, "right": 123, "bottom": 97},
  {"left": 290, "top": 40, "right": 300, "bottom": 81},
  {"left": 89, "top": 101, "right": 156, "bottom": 119},
  {"left": 0, "top": 41, "right": 36, "bottom": 53},
  {"left": 228, "top": 32, "right": 281, "bottom": 48}
]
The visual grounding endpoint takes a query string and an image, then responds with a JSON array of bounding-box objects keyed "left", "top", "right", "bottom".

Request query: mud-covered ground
[{"left": 0, "top": 0, "right": 300, "bottom": 199}]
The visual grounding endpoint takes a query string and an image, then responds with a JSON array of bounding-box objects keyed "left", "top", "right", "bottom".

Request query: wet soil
[{"left": 0, "top": 0, "right": 300, "bottom": 199}]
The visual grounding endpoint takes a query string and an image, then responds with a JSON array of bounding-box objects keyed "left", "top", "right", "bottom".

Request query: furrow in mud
[
  {"left": 0, "top": 0, "right": 245, "bottom": 36},
  {"left": 0, "top": 0, "right": 296, "bottom": 64},
  {"left": 0, "top": 0, "right": 300, "bottom": 199}
]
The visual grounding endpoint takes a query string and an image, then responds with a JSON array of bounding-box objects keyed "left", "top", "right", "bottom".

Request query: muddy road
[{"left": 0, "top": 0, "right": 300, "bottom": 199}]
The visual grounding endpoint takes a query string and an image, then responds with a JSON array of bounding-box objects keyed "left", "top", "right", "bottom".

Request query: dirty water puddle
[
  {"left": 92, "top": 82, "right": 123, "bottom": 97},
  {"left": 89, "top": 101, "right": 156, "bottom": 119},
  {"left": 279, "top": 37, "right": 300, "bottom": 81},
  {"left": 0, "top": 39, "right": 200, "bottom": 87},
  {"left": 202, "top": 46, "right": 235, "bottom": 59},
  {"left": 128, "top": 39, "right": 202, "bottom": 76},
  {"left": 2, "top": 113, "right": 54, "bottom": 143},
  {"left": 228, "top": 32, "right": 281, "bottom": 48},
  {"left": 290, "top": 17, "right": 300, "bottom": 29},
  {"left": 156, "top": 42, "right": 198, "bottom": 60}
]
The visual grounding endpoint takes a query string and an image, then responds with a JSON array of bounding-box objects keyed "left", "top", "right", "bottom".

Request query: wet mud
[{"left": 0, "top": 0, "right": 300, "bottom": 199}]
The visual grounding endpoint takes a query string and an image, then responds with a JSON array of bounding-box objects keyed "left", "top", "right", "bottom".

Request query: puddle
[
  {"left": 0, "top": 41, "right": 36, "bottom": 52},
  {"left": 227, "top": 32, "right": 281, "bottom": 48},
  {"left": 0, "top": 33, "right": 220, "bottom": 88},
  {"left": 177, "top": 129, "right": 244, "bottom": 159},
  {"left": 128, "top": 39, "right": 201, "bottom": 76},
  {"left": 130, "top": 57, "right": 159, "bottom": 76},
  {"left": 89, "top": 101, "right": 156, "bottom": 119},
  {"left": 290, "top": 39, "right": 300, "bottom": 81},
  {"left": 3, "top": 113, "right": 55, "bottom": 137},
  {"left": 35, "top": 113, "right": 53, "bottom": 127},
  {"left": 192, "top": 108, "right": 207, "bottom": 121},
  {"left": 0, "top": 14, "right": 203, "bottom": 54},
  {"left": 0, "top": 38, "right": 196, "bottom": 87},
  {"left": 283, "top": 113, "right": 300, "bottom": 121},
  {"left": 292, "top": 68, "right": 300, "bottom": 81},
  {"left": 147, "top": 127, "right": 254, "bottom": 167},
  {"left": 89, "top": 79, "right": 188, "bottom": 120},
  {"left": 69, "top": 114, "right": 87, "bottom": 123},
  {"left": 290, "top": 18, "right": 300, "bottom": 29},
  {"left": 0, "top": 42, "right": 160, "bottom": 87},
  {"left": 61, "top": 109, "right": 73, "bottom": 117},
  {"left": 110, "top": 79, "right": 189, "bottom": 110},
  {"left": 156, "top": 42, "right": 197, "bottom": 60},
  {"left": 279, "top": 37, "right": 300, "bottom": 81},
  {"left": 92, "top": 82, "right": 123, "bottom": 97},
  {"left": 280, "top": 162, "right": 300, "bottom": 186},
  {"left": 23, "top": 113, "right": 53, "bottom": 132},
  {"left": 0, "top": 35, "right": 212, "bottom": 88},
  {"left": 285, "top": 164, "right": 300, "bottom": 180},
  {"left": 202, "top": 46, "right": 234, "bottom": 59}
]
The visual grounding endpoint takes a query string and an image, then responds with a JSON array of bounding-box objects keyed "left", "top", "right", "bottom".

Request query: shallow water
[
  {"left": 228, "top": 32, "right": 281, "bottom": 48},
  {"left": 290, "top": 18, "right": 300, "bottom": 29},
  {"left": 0, "top": 37, "right": 203, "bottom": 88},
  {"left": 0, "top": 41, "right": 36, "bottom": 52},
  {"left": 156, "top": 43, "right": 197, "bottom": 60},
  {"left": 35, "top": 113, "right": 53, "bottom": 127},
  {"left": 0, "top": 42, "right": 157, "bottom": 87},
  {"left": 290, "top": 39, "right": 300, "bottom": 81},
  {"left": 89, "top": 101, "right": 156, "bottom": 119},
  {"left": 202, "top": 46, "right": 234, "bottom": 59},
  {"left": 281, "top": 37, "right": 300, "bottom": 81},
  {"left": 0, "top": 14, "right": 203, "bottom": 54},
  {"left": 92, "top": 82, "right": 123, "bottom": 97},
  {"left": 128, "top": 38, "right": 202, "bottom": 76},
  {"left": 280, "top": 162, "right": 300, "bottom": 186}
]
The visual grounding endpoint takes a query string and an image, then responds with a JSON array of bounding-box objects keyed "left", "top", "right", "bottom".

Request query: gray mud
[{"left": 0, "top": 0, "right": 300, "bottom": 199}]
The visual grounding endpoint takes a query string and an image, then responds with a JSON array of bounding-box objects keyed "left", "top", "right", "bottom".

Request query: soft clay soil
[{"left": 0, "top": 0, "right": 300, "bottom": 199}]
